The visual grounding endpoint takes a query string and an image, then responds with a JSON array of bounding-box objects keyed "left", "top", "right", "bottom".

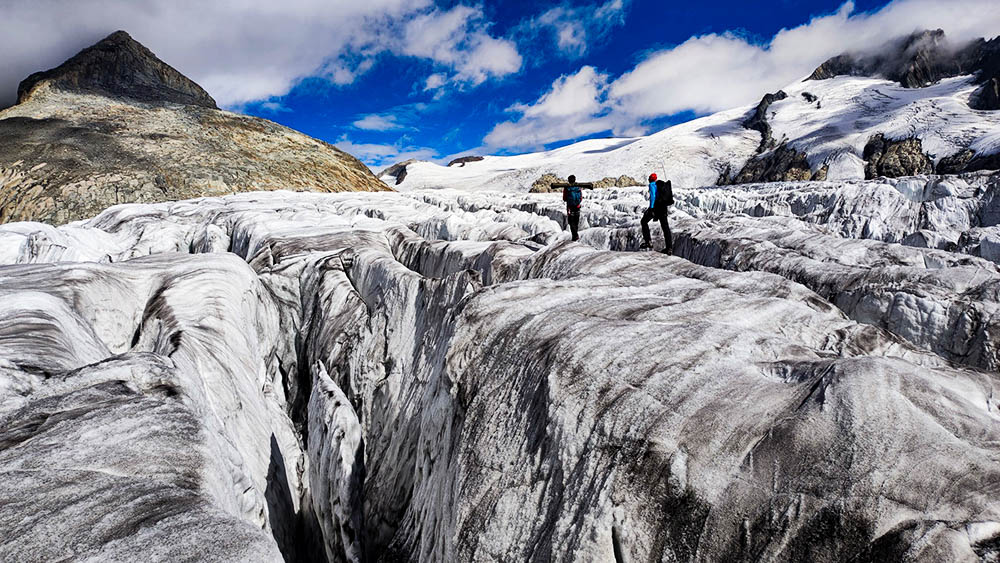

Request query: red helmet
[{"left": 648, "top": 173, "right": 657, "bottom": 182}]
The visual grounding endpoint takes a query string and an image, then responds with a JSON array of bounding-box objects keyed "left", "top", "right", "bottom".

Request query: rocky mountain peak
[
  {"left": 807, "top": 29, "right": 984, "bottom": 89},
  {"left": 16, "top": 30, "right": 217, "bottom": 108}
]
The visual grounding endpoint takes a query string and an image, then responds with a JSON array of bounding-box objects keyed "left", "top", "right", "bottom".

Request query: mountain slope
[
  {"left": 385, "top": 30, "right": 1000, "bottom": 192},
  {"left": 0, "top": 31, "right": 389, "bottom": 225}
]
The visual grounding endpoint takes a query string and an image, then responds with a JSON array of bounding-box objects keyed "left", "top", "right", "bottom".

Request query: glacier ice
[{"left": 0, "top": 177, "right": 999, "bottom": 561}]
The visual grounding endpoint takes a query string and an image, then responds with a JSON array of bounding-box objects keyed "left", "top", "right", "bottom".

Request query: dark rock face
[
  {"left": 967, "top": 36, "right": 1000, "bottom": 109},
  {"left": 17, "top": 30, "right": 217, "bottom": 109},
  {"left": 807, "top": 30, "right": 1000, "bottom": 114},
  {"left": 938, "top": 149, "right": 1000, "bottom": 175},
  {"left": 811, "top": 164, "right": 829, "bottom": 181},
  {"left": 863, "top": 134, "right": 934, "bottom": 179},
  {"left": 731, "top": 143, "right": 812, "bottom": 184},
  {"left": 743, "top": 91, "right": 788, "bottom": 153},
  {"left": 937, "top": 149, "right": 976, "bottom": 174},
  {"left": 379, "top": 159, "right": 417, "bottom": 186},
  {"left": 446, "top": 155, "right": 484, "bottom": 167},
  {"left": 972, "top": 77, "right": 1000, "bottom": 110},
  {"left": 807, "top": 29, "right": 988, "bottom": 89}
]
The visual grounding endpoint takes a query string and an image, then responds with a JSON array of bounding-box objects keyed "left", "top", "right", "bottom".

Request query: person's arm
[
  {"left": 648, "top": 182, "right": 657, "bottom": 208},
  {"left": 563, "top": 187, "right": 569, "bottom": 202}
]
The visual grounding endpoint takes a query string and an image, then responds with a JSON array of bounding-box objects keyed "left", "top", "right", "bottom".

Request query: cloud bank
[{"left": 487, "top": 0, "right": 1000, "bottom": 150}]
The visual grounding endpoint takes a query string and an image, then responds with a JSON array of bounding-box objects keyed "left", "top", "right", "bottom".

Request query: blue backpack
[{"left": 566, "top": 185, "right": 582, "bottom": 208}]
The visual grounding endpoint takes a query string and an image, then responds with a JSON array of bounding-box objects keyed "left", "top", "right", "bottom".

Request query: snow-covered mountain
[{"left": 383, "top": 31, "right": 1000, "bottom": 192}]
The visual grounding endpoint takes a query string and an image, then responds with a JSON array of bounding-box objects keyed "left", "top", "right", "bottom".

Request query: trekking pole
[{"left": 658, "top": 155, "right": 669, "bottom": 219}]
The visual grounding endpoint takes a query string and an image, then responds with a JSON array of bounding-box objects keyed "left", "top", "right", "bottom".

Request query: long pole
[{"left": 658, "top": 155, "right": 669, "bottom": 219}]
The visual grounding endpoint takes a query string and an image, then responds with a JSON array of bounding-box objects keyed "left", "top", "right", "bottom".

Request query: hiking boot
[
  {"left": 638, "top": 242, "right": 652, "bottom": 250},
  {"left": 661, "top": 246, "right": 673, "bottom": 255}
]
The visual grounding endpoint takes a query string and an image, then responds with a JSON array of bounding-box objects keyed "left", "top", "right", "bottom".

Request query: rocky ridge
[
  {"left": 17, "top": 31, "right": 217, "bottom": 109},
  {"left": 808, "top": 30, "right": 1000, "bottom": 110},
  {"left": 0, "top": 31, "right": 390, "bottom": 225}
]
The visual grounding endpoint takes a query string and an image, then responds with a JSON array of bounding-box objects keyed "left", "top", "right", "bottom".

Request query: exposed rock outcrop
[
  {"left": 731, "top": 143, "right": 812, "bottom": 184},
  {"left": 862, "top": 134, "right": 934, "bottom": 179},
  {"left": 972, "top": 77, "right": 1000, "bottom": 110},
  {"left": 807, "top": 29, "right": 981, "bottom": 88},
  {"left": 936, "top": 148, "right": 1000, "bottom": 175},
  {"left": 446, "top": 155, "right": 484, "bottom": 167},
  {"left": 937, "top": 149, "right": 976, "bottom": 174},
  {"left": 529, "top": 173, "right": 641, "bottom": 192},
  {"left": 968, "top": 36, "right": 1000, "bottom": 110},
  {"left": 378, "top": 159, "right": 418, "bottom": 186},
  {"left": 808, "top": 30, "right": 1000, "bottom": 112},
  {"left": 0, "top": 31, "right": 390, "bottom": 225},
  {"left": 743, "top": 90, "right": 787, "bottom": 153},
  {"left": 17, "top": 31, "right": 217, "bottom": 109}
]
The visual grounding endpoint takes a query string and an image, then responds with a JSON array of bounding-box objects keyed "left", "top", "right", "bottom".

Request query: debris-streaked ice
[{"left": 1, "top": 178, "right": 999, "bottom": 561}]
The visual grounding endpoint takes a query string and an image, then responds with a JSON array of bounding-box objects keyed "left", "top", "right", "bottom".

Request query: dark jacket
[
  {"left": 653, "top": 180, "right": 673, "bottom": 215},
  {"left": 563, "top": 185, "right": 582, "bottom": 210}
]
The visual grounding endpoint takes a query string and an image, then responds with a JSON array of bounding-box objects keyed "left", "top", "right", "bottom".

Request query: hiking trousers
[
  {"left": 567, "top": 207, "right": 581, "bottom": 241},
  {"left": 641, "top": 208, "right": 671, "bottom": 250}
]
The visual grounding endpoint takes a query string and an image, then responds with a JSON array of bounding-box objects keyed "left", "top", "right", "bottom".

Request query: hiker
[
  {"left": 640, "top": 174, "right": 673, "bottom": 253},
  {"left": 562, "top": 174, "right": 583, "bottom": 241}
]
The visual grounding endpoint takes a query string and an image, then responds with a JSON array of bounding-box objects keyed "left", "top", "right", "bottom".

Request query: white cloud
[
  {"left": 352, "top": 114, "right": 405, "bottom": 131},
  {"left": 484, "top": 66, "right": 613, "bottom": 149},
  {"left": 399, "top": 5, "right": 522, "bottom": 90},
  {"left": 258, "top": 101, "right": 291, "bottom": 113},
  {"left": 609, "top": 0, "right": 1000, "bottom": 121},
  {"left": 519, "top": 0, "right": 628, "bottom": 58},
  {"left": 486, "top": 0, "right": 1000, "bottom": 150},
  {"left": 454, "top": 34, "right": 522, "bottom": 86},
  {"left": 350, "top": 102, "right": 428, "bottom": 131},
  {"left": 334, "top": 135, "right": 440, "bottom": 170},
  {"left": 0, "top": 0, "right": 520, "bottom": 108},
  {"left": 424, "top": 73, "right": 448, "bottom": 91}
]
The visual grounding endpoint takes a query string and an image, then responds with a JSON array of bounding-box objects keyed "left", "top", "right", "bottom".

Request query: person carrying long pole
[{"left": 551, "top": 174, "right": 593, "bottom": 241}]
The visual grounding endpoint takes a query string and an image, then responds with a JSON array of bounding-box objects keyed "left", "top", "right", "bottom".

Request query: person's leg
[
  {"left": 640, "top": 208, "right": 653, "bottom": 246},
  {"left": 659, "top": 212, "right": 672, "bottom": 253},
  {"left": 569, "top": 209, "right": 580, "bottom": 241}
]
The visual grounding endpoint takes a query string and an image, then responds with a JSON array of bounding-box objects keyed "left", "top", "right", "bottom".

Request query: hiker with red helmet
[
  {"left": 640, "top": 172, "right": 674, "bottom": 253},
  {"left": 562, "top": 174, "right": 583, "bottom": 241}
]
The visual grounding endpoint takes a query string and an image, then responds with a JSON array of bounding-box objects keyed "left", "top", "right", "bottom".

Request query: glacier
[{"left": 1, "top": 174, "right": 999, "bottom": 561}]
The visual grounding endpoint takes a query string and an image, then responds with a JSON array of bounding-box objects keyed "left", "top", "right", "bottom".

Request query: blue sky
[
  {"left": 3, "top": 0, "right": 999, "bottom": 170},
  {"left": 243, "top": 0, "right": 892, "bottom": 169}
]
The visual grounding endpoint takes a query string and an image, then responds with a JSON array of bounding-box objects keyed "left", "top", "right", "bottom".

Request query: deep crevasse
[{"left": 0, "top": 177, "right": 999, "bottom": 561}]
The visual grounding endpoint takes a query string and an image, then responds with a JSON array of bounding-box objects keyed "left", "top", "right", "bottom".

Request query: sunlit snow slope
[{"left": 386, "top": 75, "right": 1000, "bottom": 192}]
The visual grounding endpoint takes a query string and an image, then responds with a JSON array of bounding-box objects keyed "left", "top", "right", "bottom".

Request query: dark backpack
[
  {"left": 654, "top": 180, "right": 673, "bottom": 210},
  {"left": 566, "top": 185, "right": 582, "bottom": 208}
]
